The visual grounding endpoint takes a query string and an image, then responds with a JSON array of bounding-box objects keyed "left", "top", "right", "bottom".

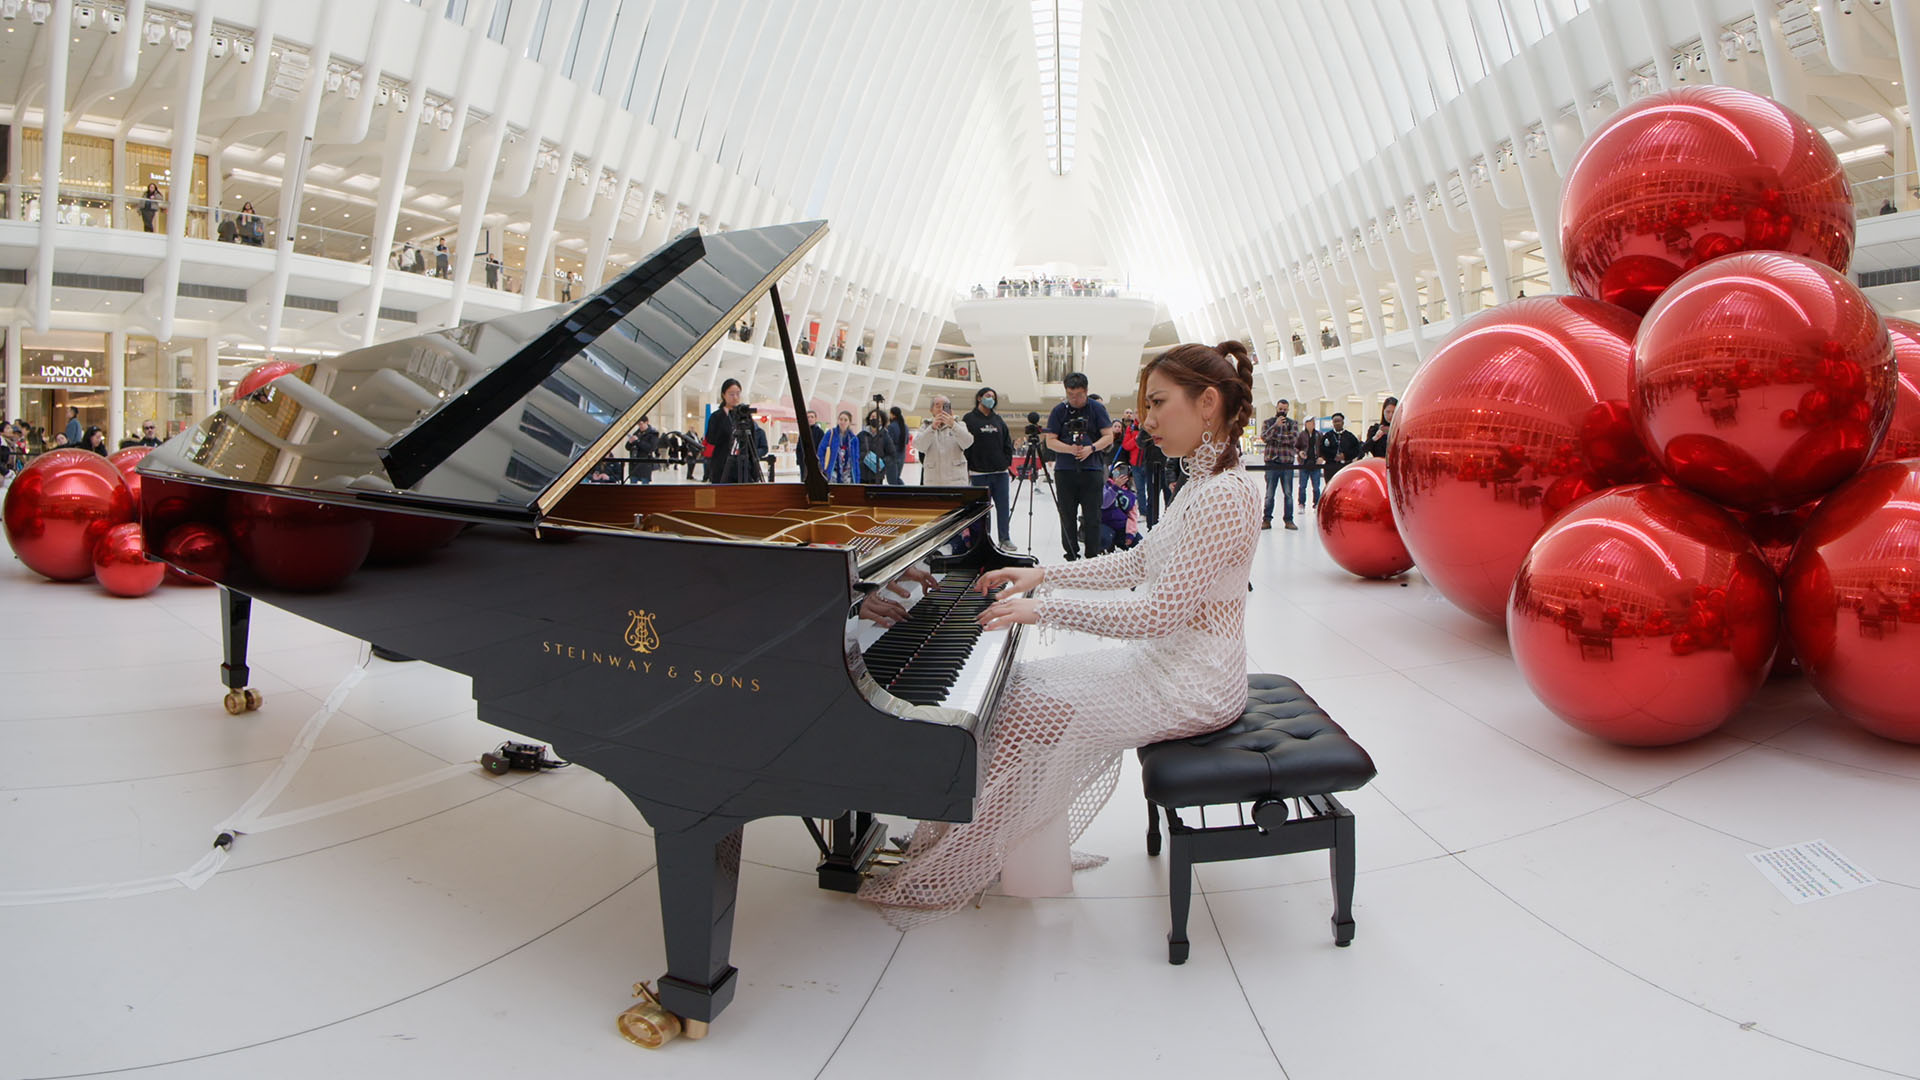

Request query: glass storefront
[
  {"left": 18, "top": 331, "right": 109, "bottom": 450},
  {"left": 124, "top": 336, "right": 198, "bottom": 443}
]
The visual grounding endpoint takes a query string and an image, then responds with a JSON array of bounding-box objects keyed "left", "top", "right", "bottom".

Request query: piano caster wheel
[
  {"left": 617, "top": 983, "right": 691, "bottom": 1049},
  {"left": 223, "top": 689, "right": 263, "bottom": 715},
  {"left": 480, "top": 752, "right": 512, "bottom": 775}
]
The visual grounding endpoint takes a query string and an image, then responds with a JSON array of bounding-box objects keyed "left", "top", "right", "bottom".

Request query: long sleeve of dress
[
  {"left": 1038, "top": 543, "right": 1147, "bottom": 591},
  {"left": 1037, "top": 476, "right": 1257, "bottom": 640}
]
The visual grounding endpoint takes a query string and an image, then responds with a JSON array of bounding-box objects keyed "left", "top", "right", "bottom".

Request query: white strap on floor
[{"left": 0, "top": 652, "right": 480, "bottom": 907}]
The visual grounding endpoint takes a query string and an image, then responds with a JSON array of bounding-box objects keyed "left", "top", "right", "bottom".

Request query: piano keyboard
[{"left": 854, "top": 571, "right": 1016, "bottom": 716}]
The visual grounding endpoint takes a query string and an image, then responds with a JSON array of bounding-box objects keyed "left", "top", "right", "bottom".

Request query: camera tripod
[{"left": 1009, "top": 434, "right": 1055, "bottom": 552}]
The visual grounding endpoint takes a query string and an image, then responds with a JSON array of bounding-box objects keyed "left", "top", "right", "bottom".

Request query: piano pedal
[{"left": 480, "top": 740, "right": 572, "bottom": 775}]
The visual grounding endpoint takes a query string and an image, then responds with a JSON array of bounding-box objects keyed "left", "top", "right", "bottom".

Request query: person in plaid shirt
[{"left": 1259, "top": 400, "right": 1301, "bottom": 530}]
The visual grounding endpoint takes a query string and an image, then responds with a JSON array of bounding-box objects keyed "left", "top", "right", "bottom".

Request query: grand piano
[{"left": 136, "top": 221, "right": 1034, "bottom": 1043}]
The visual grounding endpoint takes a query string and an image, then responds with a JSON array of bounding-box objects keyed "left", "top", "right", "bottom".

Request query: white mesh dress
[{"left": 859, "top": 437, "right": 1263, "bottom": 928}]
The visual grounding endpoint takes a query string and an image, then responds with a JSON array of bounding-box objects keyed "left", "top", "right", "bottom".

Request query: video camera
[{"left": 1024, "top": 410, "right": 1043, "bottom": 440}]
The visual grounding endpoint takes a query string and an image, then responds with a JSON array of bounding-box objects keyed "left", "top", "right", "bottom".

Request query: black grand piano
[{"left": 136, "top": 221, "right": 1033, "bottom": 1042}]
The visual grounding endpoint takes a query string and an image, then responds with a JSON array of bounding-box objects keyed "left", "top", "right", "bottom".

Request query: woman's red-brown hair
[{"left": 1136, "top": 340, "right": 1256, "bottom": 475}]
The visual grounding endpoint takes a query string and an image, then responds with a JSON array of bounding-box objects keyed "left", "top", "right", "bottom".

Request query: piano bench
[{"left": 1136, "top": 674, "right": 1377, "bottom": 964}]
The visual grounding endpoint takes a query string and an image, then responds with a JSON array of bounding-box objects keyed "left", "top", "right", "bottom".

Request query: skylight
[{"left": 1033, "top": 0, "right": 1081, "bottom": 175}]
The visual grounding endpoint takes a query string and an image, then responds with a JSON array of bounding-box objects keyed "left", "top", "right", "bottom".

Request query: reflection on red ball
[
  {"left": 1561, "top": 85, "right": 1853, "bottom": 316},
  {"left": 366, "top": 511, "right": 465, "bottom": 565},
  {"left": 1317, "top": 460, "right": 1412, "bottom": 579},
  {"left": 1784, "top": 461, "right": 1920, "bottom": 742},
  {"left": 158, "top": 522, "right": 231, "bottom": 585},
  {"left": 1633, "top": 252, "right": 1894, "bottom": 513},
  {"left": 141, "top": 475, "right": 225, "bottom": 538},
  {"left": 226, "top": 493, "right": 373, "bottom": 591},
  {"left": 2, "top": 450, "right": 136, "bottom": 581},
  {"left": 91, "top": 522, "right": 166, "bottom": 597},
  {"left": 1386, "top": 296, "right": 1651, "bottom": 624},
  {"left": 232, "top": 359, "right": 304, "bottom": 401},
  {"left": 1868, "top": 316, "right": 1920, "bottom": 467},
  {"left": 1509, "top": 485, "right": 1779, "bottom": 746}
]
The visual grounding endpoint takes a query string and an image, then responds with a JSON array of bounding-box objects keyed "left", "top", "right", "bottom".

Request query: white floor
[{"left": 4, "top": 481, "right": 1918, "bottom": 1080}]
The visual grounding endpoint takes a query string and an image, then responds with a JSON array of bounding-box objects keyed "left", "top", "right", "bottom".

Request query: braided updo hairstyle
[{"left": 1136, "top": 339, "right": 1257, "bottom": 475}]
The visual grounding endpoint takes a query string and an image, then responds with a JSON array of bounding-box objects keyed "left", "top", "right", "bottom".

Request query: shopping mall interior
[{"left": 6, "top": 1, "right": 1920, "bottom": 1077}]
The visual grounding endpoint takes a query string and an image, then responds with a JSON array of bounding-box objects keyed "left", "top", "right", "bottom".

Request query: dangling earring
[{"left": 1201, "top": 429, "right": 1215, "bottom": 446}]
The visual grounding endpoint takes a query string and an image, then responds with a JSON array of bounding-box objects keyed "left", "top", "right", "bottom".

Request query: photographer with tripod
[
  {"left": 961, "top": 386, "right": 1016, "bottom": 549},
  {"left": 1045, "top": 372, "right": 1118, "bottom": 560},
  {"left": 702, "top": 378, "right": 762, "bottom": 483}
]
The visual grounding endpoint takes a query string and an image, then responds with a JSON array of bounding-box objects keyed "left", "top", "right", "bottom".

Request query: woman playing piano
[{"left": 860, "top": 341, "right": 1263, "bottom": 926}]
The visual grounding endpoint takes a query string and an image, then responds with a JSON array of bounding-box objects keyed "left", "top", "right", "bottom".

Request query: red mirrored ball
[
  {"left": 1509, "top": 485, "right": 1779, "bottom": 745},
  {"left": 1633, "top": 252, "right": 1894, "bottom": 513},
  {"left": 1387, "top": 296, "right": 1652, "bottom": 624},
  {"left": 1784, "top": 461, "right": 1920, "bottom": 742},
  {"left": 157, "top": 522, "right": 232, "bottom": 585},
  {"left": 1317, "top": 459, "right": 1413, "bottom": 579},
  {"left": 2, "top": 450, "right": 136, "bottom": 581},
  {"left": 1561, "top": 85, "right": 1853, "bottom": 316},
  {"left": 1868, "top": 315, "right": 1920, "bottom": 467},
  {"left": 91, "top": 522, "right": 166, "bottom": 597}
]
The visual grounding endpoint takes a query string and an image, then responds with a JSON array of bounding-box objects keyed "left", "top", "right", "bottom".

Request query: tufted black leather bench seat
[{"left": 1137, "top": 674, "right": 1377, "bottom": 963}]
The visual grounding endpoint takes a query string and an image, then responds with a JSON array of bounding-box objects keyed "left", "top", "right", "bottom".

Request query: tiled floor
[{"left": 3, "top": 487, "right": 1915, "bottom": 1079}]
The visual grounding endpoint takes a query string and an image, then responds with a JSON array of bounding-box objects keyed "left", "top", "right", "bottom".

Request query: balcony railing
[{"left": 958, "top": 282, "right": 1149, "bottom": 302}]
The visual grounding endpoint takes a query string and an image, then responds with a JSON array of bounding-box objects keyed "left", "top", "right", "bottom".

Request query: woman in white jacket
[{"left": 916, "top": 394, "right": 974, "bottom": 486}]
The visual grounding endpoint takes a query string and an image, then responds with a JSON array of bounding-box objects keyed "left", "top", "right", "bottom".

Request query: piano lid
[{"left": 139, "top": 220, "right": 827, "bottom": 519}]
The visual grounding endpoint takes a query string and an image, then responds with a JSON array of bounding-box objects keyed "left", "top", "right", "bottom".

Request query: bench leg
[
  {"left": 1329, "top": 809, "right": 1356, "bottom": 947},
  {"left": 1167, "top": 832, "right": 1192, "bottom": 964},
  {"left": 1145, "top": 801, "right": 1162, "bottom": 857}
]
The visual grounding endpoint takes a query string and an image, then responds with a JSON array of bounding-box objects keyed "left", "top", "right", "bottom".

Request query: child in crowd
[{"left": 1101, "top": 462, "right": 1142, "bottom": 552}]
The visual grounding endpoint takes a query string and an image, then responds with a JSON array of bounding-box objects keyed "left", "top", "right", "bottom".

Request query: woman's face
[
  {"left": 722, "top": 383, "right": 742, "bottom": 408},
  {"left": 838, "top": 413, "right": 852, "bottom": 430},
  {"left": 1382, "top": 401, "right": 1397, "bottom": 423},
  {"left": 1140, "top": 368, "right": 1219, "bottom": 459}
]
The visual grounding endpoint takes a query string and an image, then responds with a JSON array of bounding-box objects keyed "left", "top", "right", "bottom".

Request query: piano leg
[
  {"left": 815, "top": 811, "right": 889, "bottom": 892},
  {"left": 651, "top": 821, "right": 748, "bottom": 1036},
  {"left": 219, "top": 588, "right": 264, "bottom": 715}
]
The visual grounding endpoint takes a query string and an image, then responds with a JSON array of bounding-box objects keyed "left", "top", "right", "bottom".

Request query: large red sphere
[
  {"left": 1634, "top": 253, "right": 1893, "bottom": 513},
  {"left": 226, "top": 493, "right": 373, "bottom": 591},
  {"left": 3, "top": 450, "right": 136, "bottom": 581},
  {"left": 1386, "top": 296, "right": 1653, "bottom": 624},
  {"left": 232, "top": 359, "right": 304, "bottom": 401},
  {"left": 1509, "top": 485, "right": 1779, "bottom": 746},
  {"left": 1317, "top": 459, "right": 1413, "bottom": 579},
  {"left": 366, "top": 511, "right": 465, "bottom": 565},
  {"left": 158, "top": 522, "right": 231, "bottom": 585},
  {"left": 1783, "top": 461, "right": 1920, "bottom": 742},
  {"left": 91, "top": 522, "right": 166, "bottom": 597},
  {"left": 1560, "top": 85, "right": 1853, "bottom": 316},
  {"left": 109, "top": 446, "right": 153, "bottom": 474},
  {"left": 1868, "top": 316, "right": 1920, "bottom": 467}
]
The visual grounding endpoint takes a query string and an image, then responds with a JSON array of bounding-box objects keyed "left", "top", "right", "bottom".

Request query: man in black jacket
[
  {"left": 624, "top": 416, "right": 660, "bottom": 484},
  {"left": 798, "top": 410, "right": 826, "bottom": 472},
  {"left": 1320, "top": 412, "right": 1362, "bottom": 484},
  {"left": 960, "top": 386, "right": 1016, "bottom": 549}
]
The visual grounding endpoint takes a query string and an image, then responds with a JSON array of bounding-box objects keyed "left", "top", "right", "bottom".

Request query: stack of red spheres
[
  {"left": 3, "top": 359, "right": 461, "bottom": 597},
  {"left": 1384, "top": 84, "right": 1920, "bottom": 746}
]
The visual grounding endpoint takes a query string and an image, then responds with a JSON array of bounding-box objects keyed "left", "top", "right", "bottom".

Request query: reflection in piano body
[{"left": 137, "top": 221, "right": 1036, "bottom": 1041}]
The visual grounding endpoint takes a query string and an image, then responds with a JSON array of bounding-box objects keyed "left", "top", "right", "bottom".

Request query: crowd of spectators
[{"left": 971, "top": 275, "right": 1117, "bottom": 298}]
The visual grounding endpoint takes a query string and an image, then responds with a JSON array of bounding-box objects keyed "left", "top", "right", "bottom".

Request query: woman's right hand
[{"left": 977, "top": 566, "right": 1045, "bottom": 597}]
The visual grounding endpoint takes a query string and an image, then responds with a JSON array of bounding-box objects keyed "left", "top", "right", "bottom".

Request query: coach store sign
[{"left": 35, "top": 356, "right": 97, "bottom": 385}]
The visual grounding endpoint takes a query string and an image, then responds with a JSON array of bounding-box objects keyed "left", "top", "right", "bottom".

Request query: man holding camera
[
  {"left": 1319, "top": 412, "right": 1362, "bottom": 485},
  {"left": 1259, "top": 400, "right": 1300, "bottom": 530},
  {"left": 1045, "top": 372, "right": 1118, "bottom": 560}
]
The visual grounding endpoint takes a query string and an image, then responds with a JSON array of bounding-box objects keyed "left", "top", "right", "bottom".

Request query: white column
[
  {"left": 107, "top": 329, "right": 126, "bottom": 449},
  {"left": 111, "top": 135, "right": 128, "bottom": 230},
  {"left": 32, "top": 0, "right": 75, "bottom": 334},
  {"left": 156, "top": 4, "right": 216, "bottom": 344},
  {"left": 5, "top": 322, "right": 21, "bottom": 423},
  {"left": 197, "top": 339, "right": 217, "bottom": 419}
]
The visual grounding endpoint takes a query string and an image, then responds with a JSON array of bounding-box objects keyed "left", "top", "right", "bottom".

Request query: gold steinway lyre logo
[{"left": 624, "top": 609, "right": 661, "bottom": 654}]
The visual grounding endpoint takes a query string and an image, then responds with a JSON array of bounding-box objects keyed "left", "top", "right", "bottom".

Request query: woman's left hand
[{"left": 978, "top": 595, "right": 1041, "bottom": 630}]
